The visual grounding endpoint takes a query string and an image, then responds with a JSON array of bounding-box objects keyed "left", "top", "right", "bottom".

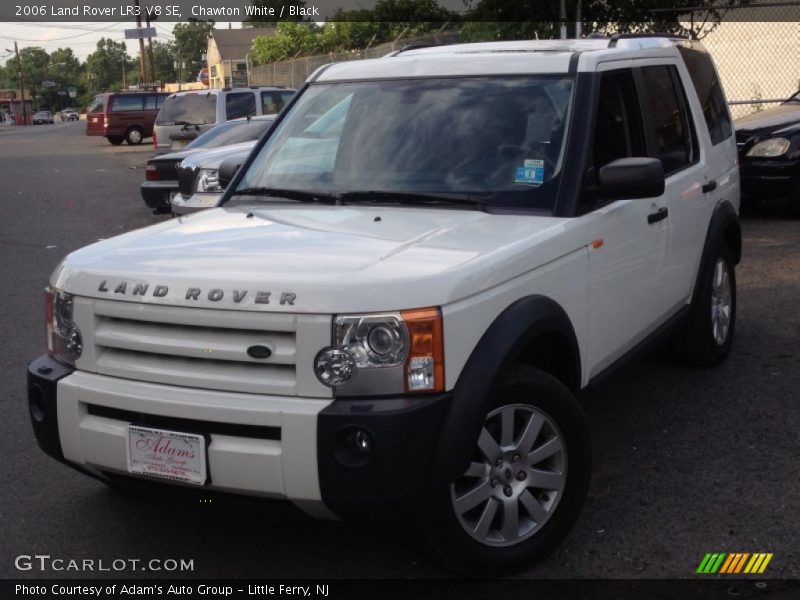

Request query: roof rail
[
  {"left": 390, "top": 43, "right": 440, "bottom": 57},
  {"left": 607, "top": 32, "right": 689, "bottom": 48}
]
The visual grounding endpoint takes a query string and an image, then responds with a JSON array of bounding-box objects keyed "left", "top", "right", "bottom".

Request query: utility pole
[
  {"left": 145, "top": 9, "right": 156, "bottom": 88},
  {"left": 14, "top": 42, "right": 27, "bottom": 126},
  {"left": 134, "top": 0, "right": 147, "bottom": 84},
  {"left": 122, "top": 57, "right": 126, "bottom": 89}
]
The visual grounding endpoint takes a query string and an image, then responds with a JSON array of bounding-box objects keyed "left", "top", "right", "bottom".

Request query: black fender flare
[
  {"left": 429, "top": 295, "right": 581, "bottom": 488},
  {"left": 692, "top": 200, "right": 741, "bottom": 302}
]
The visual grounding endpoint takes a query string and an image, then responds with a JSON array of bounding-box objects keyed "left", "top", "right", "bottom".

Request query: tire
[
  {"left": 673, "top": 243, "right": 736, "bottom": 366},
  {"left": 420, "top": 366, "right": 591, "bottom": 573},
  {"left": 108, "top": 136, "right": 124, "bottom": 146},
  {"left": 125, "top": 127, "right": 144, "bottom": 145}
]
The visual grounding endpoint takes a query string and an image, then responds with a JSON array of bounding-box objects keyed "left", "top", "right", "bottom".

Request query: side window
[
  {"left": 638, "top": 65, "right": 696, "bottom": 175},
  {"left": 110, "top": 95, "right": 143, "bottom": 112},
  {"left": 677, "top": 45, "right": 733, "bottom": 145},
  {"left": 592, "top": 69, "right": 646, "bottom": 170},
  {"left": 261, "top": 91, "right": 294, "bottom": 114},
  {"left": 261, "top": 91, "right": 279, "bottom": 114},
  {"left": 226, "top": 92, "right": 256, "bottom": 120},
  {"left": 144, "top": 94, "right": 161, "bottom": 110}
]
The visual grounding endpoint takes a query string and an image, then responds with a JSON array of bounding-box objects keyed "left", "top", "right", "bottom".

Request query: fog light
[
  {"left": 314, "top": 348, "right": 355, "bottom": 387},
  {"left": 350, "top": 429, "right": 372, "bottom": 454},
  {"left": 407, "top": 356, "right": 435, "bottom": 391}
]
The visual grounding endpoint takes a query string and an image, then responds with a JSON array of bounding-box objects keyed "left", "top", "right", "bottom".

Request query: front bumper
[
  {"left": 28, "top": 355, "right": 451, "bottom": 519},
  {"left": 140, "top": 180, "right": 177, "bottom": 211},
  {"left": 739, "top": 157, "right": 799, "bottom": 198}
]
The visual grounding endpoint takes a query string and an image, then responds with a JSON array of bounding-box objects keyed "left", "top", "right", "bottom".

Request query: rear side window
[
  {"left": 144, "top": 94, "right": 165, "bottom": 111},
  {"left": 638, "top": 65, "right": 696, "bottom": 175},
  {"left": 677, "top": 45, "right": 733, "bottom": 145},
  {"left": 110, "top": 95, "right": 143, "bottom": 112},
  {"left": 156, "top": 94, "right": 217, "bottom": 125},
  {"left": 261, "top": 91, "right": 294, "bottom": 114},
  {"left": 226, "top": 92, "right": 256, "bottom": 120}
]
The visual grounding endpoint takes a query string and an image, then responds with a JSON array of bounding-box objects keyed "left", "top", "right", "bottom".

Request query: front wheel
[{"left": 420, "top": 367, "right": 591, "bottom": 572}]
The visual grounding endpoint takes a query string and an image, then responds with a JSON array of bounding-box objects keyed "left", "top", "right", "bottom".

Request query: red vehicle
[{"left": 85, "top": 91, "right": 169, "bottom": 145}]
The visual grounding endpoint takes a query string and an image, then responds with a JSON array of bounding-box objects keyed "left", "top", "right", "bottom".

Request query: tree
[
  {"left": 173, "top": 19, "right": 215, "bottom": 79},
  {"left": 251, "top": 22, "right": 321, "bottom": 63},
  {"left": 245, "top": 0, "right": 307, "bottom": 25},
  {"left": 151, "top": 40, "right": 178, "bottom": 83},
  {"left": 462, "top": 0, "right": 749, "bottom": 41},
  {"left": 86, "top": 38, "right": 129, "bottom": 91}
]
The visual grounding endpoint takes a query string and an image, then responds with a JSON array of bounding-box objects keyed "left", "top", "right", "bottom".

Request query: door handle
[
  {"left": 702, "top": 180, "right": 717, "bottom": 194},
  {"left": 647, "top": 206, "right": 669, "bottom": 225}
]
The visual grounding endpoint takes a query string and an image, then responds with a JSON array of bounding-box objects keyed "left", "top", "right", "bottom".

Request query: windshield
[
  {"left": 156, "top": 93, "right": 217, "bottom": 125},
  {"left": 186, "top": 118, "right": 274, "bottom": 150},
  {"left": 235, "top": 77, "right": 574, "bottom": 210}
]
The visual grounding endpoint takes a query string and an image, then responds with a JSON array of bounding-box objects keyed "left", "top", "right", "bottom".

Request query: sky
[{"left": 0, "top": 22, "right": 235, "bottom": 65}]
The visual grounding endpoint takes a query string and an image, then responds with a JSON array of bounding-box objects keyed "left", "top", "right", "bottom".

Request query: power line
[{"left": 0, "top": 22, "right": 127, "bottom": 42}]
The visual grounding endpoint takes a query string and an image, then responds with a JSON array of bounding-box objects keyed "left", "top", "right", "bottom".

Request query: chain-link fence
[
  {"left": 249, "top": 5, "right": 799, "bottom": 120},
  {"left": 681, "top": 3, "right": 800, "bottom": 118},
  {"left": 249, "top": 31, "right": 462, "bottom": 90}
]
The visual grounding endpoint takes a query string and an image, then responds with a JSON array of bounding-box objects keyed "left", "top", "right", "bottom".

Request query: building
[
  {"left": 0, "top": 89, "right": 33, "bottom": 124},
  {"left": 206, "top": 27, "right": 275, "bottom": 89}
]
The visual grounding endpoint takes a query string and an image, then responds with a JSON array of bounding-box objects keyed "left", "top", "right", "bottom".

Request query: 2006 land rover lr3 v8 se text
[{"left": 29, "top": 36, "right": 740, "bottom": 570}]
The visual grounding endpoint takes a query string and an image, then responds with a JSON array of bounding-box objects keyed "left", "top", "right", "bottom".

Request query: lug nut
[
  {"left": 516, "top": 470, "right": 527, "bottom": 481},
  {"left": 511, "top": 453, "right": 520, "bottom": 463},
  {"left": 503, "top": 486, "right": 513, "bottom": 497},
  {"left": 490, "top": 478, "right": 498, "bottom": 488},
  {"left": 495, "top": 458, "right": 503, "bottom": 468}
]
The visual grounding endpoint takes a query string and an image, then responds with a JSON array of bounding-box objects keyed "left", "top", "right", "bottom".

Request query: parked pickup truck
[{"left": 28, "top": 36, "right": 740, "bottom": 571}]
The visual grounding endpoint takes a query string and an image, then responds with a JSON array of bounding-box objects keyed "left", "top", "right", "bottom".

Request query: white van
[{"left": 153, "top": 86, "right": 294, "bottom": 154}]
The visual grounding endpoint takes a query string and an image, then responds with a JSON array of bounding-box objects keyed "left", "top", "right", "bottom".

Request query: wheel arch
[
  {"left": 694, "top": 200, "right": 742, "bottom": 302},
  {"left": 430, "top": 295, "right": 581, "bottom": 488}
]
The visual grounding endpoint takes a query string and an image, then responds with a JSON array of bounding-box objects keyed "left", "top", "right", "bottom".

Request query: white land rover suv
[{"left": 28, "top": 36, "right": 740, "bottom": 570}]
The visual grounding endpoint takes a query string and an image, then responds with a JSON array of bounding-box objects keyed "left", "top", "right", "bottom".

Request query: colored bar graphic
[{"left": 699, "top": 552, "right": 773, "bottom": 575}]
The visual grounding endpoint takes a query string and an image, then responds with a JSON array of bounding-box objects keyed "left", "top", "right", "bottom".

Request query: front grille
[
  {"left": 177, "top": 165, "right": 197, "bottom": 196},
  {"left": 90, "top": 299, "right": 301, "bottom": 396}
]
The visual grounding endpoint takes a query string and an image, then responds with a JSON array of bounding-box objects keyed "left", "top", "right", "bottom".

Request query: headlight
[
  {"left": 746, "top": 137, "right": 791, "bottom": 157},
  {"left": 45, "top": 288, "right": 83, "bottom": 365},
  {"left": 314, "top": 308, "right": 444, "bottom": 395},
  {"left": 196, "top": 169, "right": 222, "bottom": 193}
]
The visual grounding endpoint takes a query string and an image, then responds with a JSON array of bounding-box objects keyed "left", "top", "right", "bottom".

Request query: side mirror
[
  {"left": 219, "top": 158, "right": 242, "bottom": 189},
  {"left": 597, "top": 157, "right": 665, "bottom": 200}
]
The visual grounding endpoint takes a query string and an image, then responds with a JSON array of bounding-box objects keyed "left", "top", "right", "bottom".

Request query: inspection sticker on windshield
[{"left": 515, "top": 159, "right": 544, "bottom": 186}]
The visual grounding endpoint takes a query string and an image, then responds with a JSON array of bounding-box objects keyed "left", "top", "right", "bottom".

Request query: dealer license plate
[{"left": 126, "top": 426, "right": 207, "bottom": 485}]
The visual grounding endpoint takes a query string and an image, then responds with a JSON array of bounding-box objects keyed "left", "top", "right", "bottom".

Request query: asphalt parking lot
[{"left": 0, "top": 123, "right": 798, "bottom": 581}]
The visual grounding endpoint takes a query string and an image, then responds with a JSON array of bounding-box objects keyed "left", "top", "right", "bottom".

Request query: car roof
[
  {"left": 167, "top": 87, "right": 294, "bottom": 98},
  {"left": 314, "top": 37, "right": 689, "bottom": 81}
]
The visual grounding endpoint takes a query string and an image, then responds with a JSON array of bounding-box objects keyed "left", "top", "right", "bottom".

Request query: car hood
[
  {"left": 52, "top": 205, "right": 577, "bottom": 313},
  {"left": 179, "top": 141, "right": 257, "bottom": 170},
  {"left": 735, "top": 102, "right": 800, "bottom": 136}
]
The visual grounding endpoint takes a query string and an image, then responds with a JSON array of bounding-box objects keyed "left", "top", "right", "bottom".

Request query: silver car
[{"left": 153, "top": 87, "right": 293, "bottom": 154}]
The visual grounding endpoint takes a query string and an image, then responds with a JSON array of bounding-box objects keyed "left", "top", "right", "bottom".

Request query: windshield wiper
[
  {"left": 337, "top": 190, "right": 485, "bottom": 209},
  {"left": 228, "top": 187, "right": 338, "bottom": 203}
]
